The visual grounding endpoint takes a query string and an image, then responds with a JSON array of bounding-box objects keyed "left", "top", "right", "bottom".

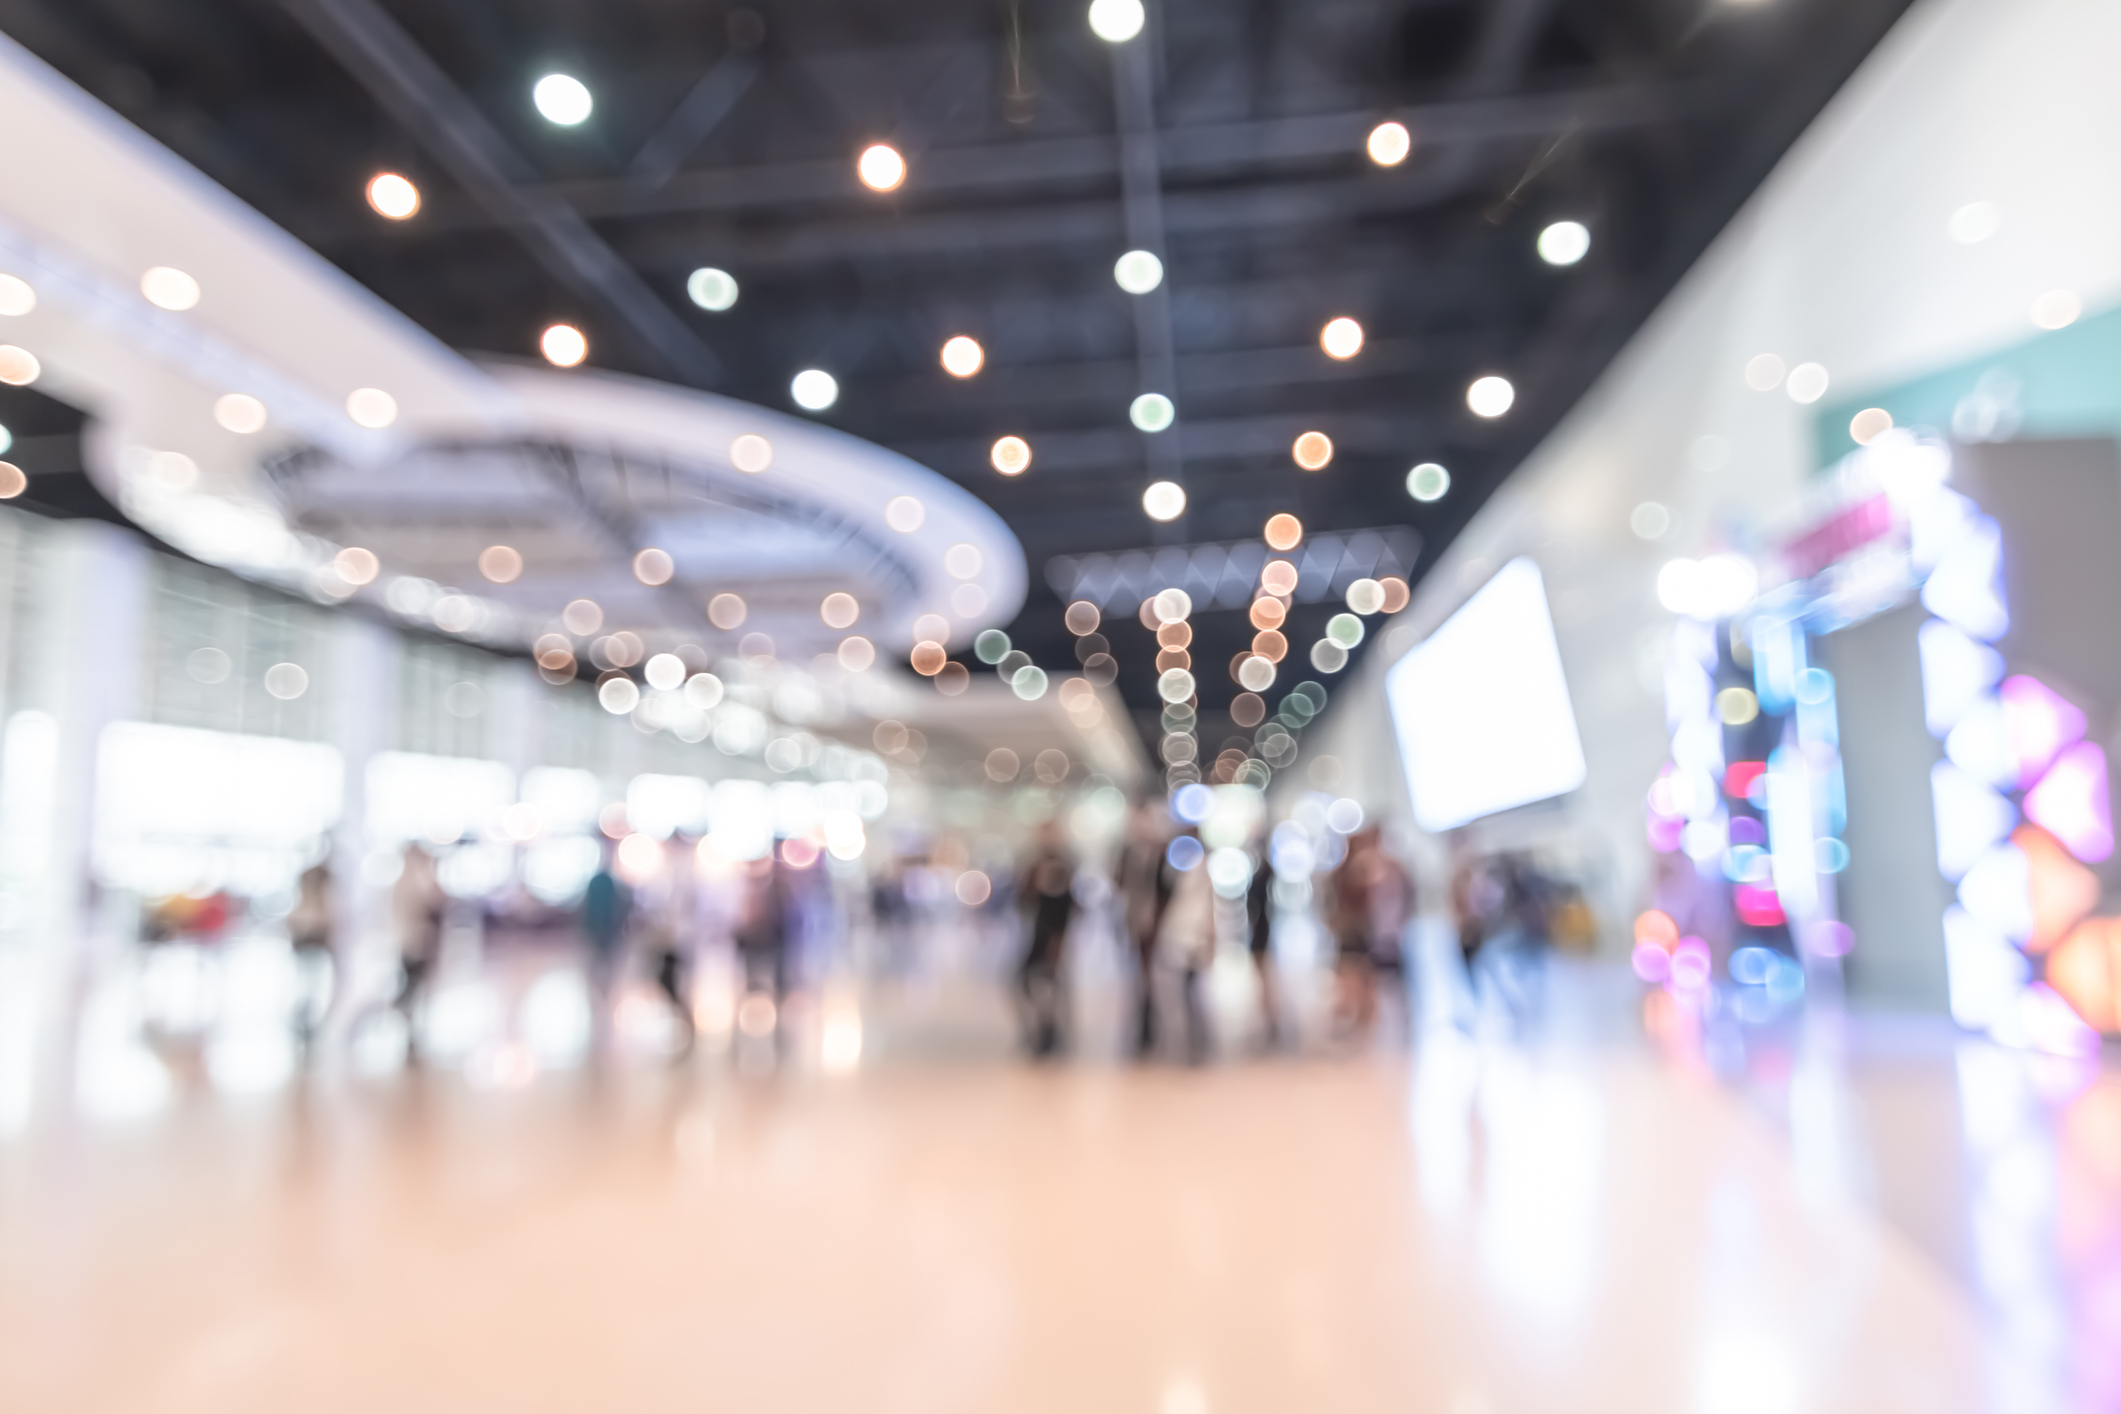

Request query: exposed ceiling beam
[
  {"left": 278, "top": 0, "right": 723, "bottom": 385},
  {"left": 424, "top": 82, "right": 1698, "bottom": 227}
]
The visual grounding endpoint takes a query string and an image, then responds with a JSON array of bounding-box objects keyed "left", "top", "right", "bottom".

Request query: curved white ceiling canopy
[{"left": 0, "top": 30, "right": 1023, "bottom": 657}]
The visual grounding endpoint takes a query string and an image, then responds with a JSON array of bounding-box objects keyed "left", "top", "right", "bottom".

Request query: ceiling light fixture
[
  {"left": 1466, "top": 375, "right": 1515, "bottom": 418},
  {"left": 533, "top": 74, "right": 593, "bottom": 126},
  {"left": 1088, "top": 0, "right": 1146, "bottom": 43},
  {"left": 1114, "top": 249, "right": 1164, "bottom": 295},
  {"left": 1407, "top": 462, "right": 1450, "bottom": 502},
  {"left": 991, "top": 435, "right": 1032, "bottom": 476},
  {"left": 791, "top": 369, "right": 839, "bottom": 410},
  {"left": 1537, "top": 220, "right": 1591, "bottom": 266},
  {"left": 478, "top": 545, "right": 523, "bottom": 584},
  {"left": 346, "top": 387, "right": 397, "bottom": 428},
  {"left": 1292, "top": 431, "right": 1334, "bottom": 471},
  {"left": 857, "top": 143, "right": 906, "bottom": 192},
  {"left": 1143, "top": 480, "right": 1187, "bottom": 522},
  {"left": 1320, "top": 317, "right": 1364, "bottom": 360},
  {"left": 687, "top": 267, "right": 738, "bottom": 311},
  {"left": 1130, "top": 392, "right": 1175, "bottom": 432},
  {"left": 140, "top": 266, "right": 200, "bottom": 311},
  {"left": 214, "top": 393, "right": 267, "bottom": 434},
  {"left": 941, "top": 335, "right": 985, "bottom": 378},
  {"left": 540, "top": 323, "right": 588, "bottom": 367},
  {"left": 366, "top": 173, "right": 420, "bottom": 220},
  {"left": 1366, "top": 121, "right": 1412, "bottom": 167}
]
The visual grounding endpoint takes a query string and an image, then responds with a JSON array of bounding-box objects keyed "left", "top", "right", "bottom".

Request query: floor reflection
[{"left": 0, "top": 926, "right": 2114, "bottom": 1413}]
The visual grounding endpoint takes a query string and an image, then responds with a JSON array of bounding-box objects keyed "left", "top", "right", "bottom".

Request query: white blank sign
[{"left": 1385, "top": 557, "right": 1588, "bottom": 833}]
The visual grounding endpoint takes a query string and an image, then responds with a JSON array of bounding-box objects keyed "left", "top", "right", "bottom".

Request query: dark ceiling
[{"left": 0, "top": 0, "right": 1915, "bottom": 745}]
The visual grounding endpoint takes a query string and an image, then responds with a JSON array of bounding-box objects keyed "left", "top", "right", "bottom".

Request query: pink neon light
[
  {"left": 2000, "top": 675, "right": 2087, "bottom": 787},
  {"left": 1734, "top": 884, "right": 1786, "bottom": 927},
  {"left": 2024, "top": 741, "right": 2113, "bottom": 864}
]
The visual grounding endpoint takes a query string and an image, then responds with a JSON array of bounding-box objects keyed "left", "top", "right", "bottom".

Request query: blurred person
[
  {"left": 734, "top": 855, "right": 790, "bottom": 1015},
  {"left": 1244, "top": 833, "right": 1283, "bottom": 1049},
  {"left": 1117, "top": 803, "right": 1174, "bottom": 1057},
  {"left": 1014, "top": 823, "right": 1078, "bottom": 1059},
  {"left": 581, "top": 843, "right": 633, "bottom": 1007},
  {"left": 1328, "top": 829, "right": 1415, "bottom": 1042},
  {"left": 285, "top": 860, "right": 335, "bottom": 1051},
  {"left": 1470, "top": 854, "right": 1553, "bottom": 1037},
  {"left": 1156, "top": 829, "right": 1216, "bottom": 1064},
  {"left": 646, "top": 835, "right": 699, "bottom": 1054},
  {"left": 388, "top": 843, "right": 444, "bottom": 1057}
]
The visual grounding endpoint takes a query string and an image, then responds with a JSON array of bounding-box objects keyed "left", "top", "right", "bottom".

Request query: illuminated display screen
[{"left": 1384, "top": 557, "right": 1588, "bottom": 833}]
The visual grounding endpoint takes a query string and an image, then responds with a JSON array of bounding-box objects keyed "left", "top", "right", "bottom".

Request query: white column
[
  {"left": 328, "top": 614, "right": 399, "bottom": 972},
  {"left": 23, "top": 521, "right": 149, "bottom": 956}
]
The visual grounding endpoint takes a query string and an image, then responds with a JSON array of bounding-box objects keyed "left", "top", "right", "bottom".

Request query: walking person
[
  {"left": 287, "top": 860, "right": 336, "bottom": 1053},
  {"left": 647, "top": 835, "right": 699, "bottom": 1055},
  {"left": 1244, "top": 835, "right": 1283, "bottom": 1050},
  {"left": 581, "top": 843, "right": 633, "bottom": 1047},
  {"left": 1117, "top": 804, "right": 1173, "bottom": 1058},
  {"left": 1014, "top": 824, "right": 1078, "bottom": 1059},
  {"left": 388, "top": 843, "right": 444, "bottom": 1061},
  {"left": 1156, "top": 831, "right": 1216, "bottom": 1064}
]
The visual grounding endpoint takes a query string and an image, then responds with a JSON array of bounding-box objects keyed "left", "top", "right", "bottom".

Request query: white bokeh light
[
  {"left": 533, "top": 74, "right": 594, "bottom": 126},
  {"left": 1466, "top": 375, "right": 1515, "bottom": 418},
  {"left": 791, "top": 369, "right": 839, "bottom": 411},
  {"left": 1088, "top": 0, "right": 1146, "bottom": 43},
  {"left": 1537, "top": 220, "right": 1591, "bottom": 266}
]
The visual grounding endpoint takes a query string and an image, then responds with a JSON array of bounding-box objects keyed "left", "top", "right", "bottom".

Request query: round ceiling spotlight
[
  {"left": 563, "top": 598, "right": 604, "bottom": 635},
  {"left": 0, "top": 274, "right": 35, "bottom": 316},
  {"left": 885, "top": 495, "right": 925, "bottom": 532},
  {"left": 1088, "top": 0, "right": 1147, "bottom": 43},
  {"left": 214, "top": 393, "right": 267, "bottom": 434},
  {"left": 708, "top": 593, "right": 747, "bottom": 630},
  {"left": 1264, "top": 513, "right": 1304, "bottom": 551},
  {"left": 1850, "top": 407, "right": 1895, "bottom": 446},
  {"left": 1366, "top": 121, "right": 1412, "bottom": 167},
  {"left": 1292, "top": 431, "right": 1334, "bottom": 471},
  {"left": 1785, "top": 362, "right": 1830, "bottom": 405},
  {"left": 729, "top": 433, "right": 773, "bottom": 473},
  {"left": 1143, "top": 480, "right": 1187, "bottom": 522},
  {"left": 533, "top": 74, "right": 593, "bottom": 126},
  {"left": 141, "top": 266, "right": 201, "bottom": 312},
  {"left": 820, "top": 592, "right": 860, "bottom": 629},
  {"left": 1114, "top": 249, "right": 1164, "bottom": 295},
  {"left": 941, "top": 335, "right": 985, "bottom": 378},
  {"left": 1537, "top": 220, "right": 1591, "bottom": 266},
  {"left": 334, "top": 547, "right": 381, "bottom": 586},
  {"left": 346, "top": 387, "right": 397, "bottom": 429},
  {"left": 991, "top": 435, "right": 1032, "bottom": 476},
  {"left": 1320, "top": 317, "right": 1364, "bottom": 360},
  {"left": 478, "top": 545, "right": 522, "bottom": 584},
  {"left": 633, "top": 547, "right": 675, "bottom": 586},
  {"left": 0, "top": 347, "right": 38, "bottom": 387},
  {"left": 1130, "top": 392, "right": 1175, "bottom": 433},
  {"left": 1466, "top": 375, "right": 1515, "bottom": 418},
  {"left": 945, "top": 544, "right": 984, "bottom": 581},
  {"left": 791, "top": 368, "right": 839, "bottom": 411},
  {"left": 540, "top": 323, "right": 588, "bottom": 367},
  {"left": 857, "top": 143, "right": 906, "bottom": 192},
  {"left": 366, "top": 173, "right": 420, "bottom": 220},
  {"left": 687, "top": 267, "right": 738, "bottom": 311},
  {"left": 1407, "top": 462, "right": 1450, "bottom": 502},
  {"left": 2031, "top": 289, "right": 2082, "bottom": 331}
]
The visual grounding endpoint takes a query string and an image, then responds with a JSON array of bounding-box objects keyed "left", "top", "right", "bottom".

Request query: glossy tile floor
[{"left": 1, "top": 940, "right": 2117, "bottom": 1414}]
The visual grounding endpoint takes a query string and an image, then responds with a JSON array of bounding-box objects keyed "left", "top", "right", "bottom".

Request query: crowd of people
[{"left": 241, "top": 797, "right": 1571, "bottom": 1070}]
